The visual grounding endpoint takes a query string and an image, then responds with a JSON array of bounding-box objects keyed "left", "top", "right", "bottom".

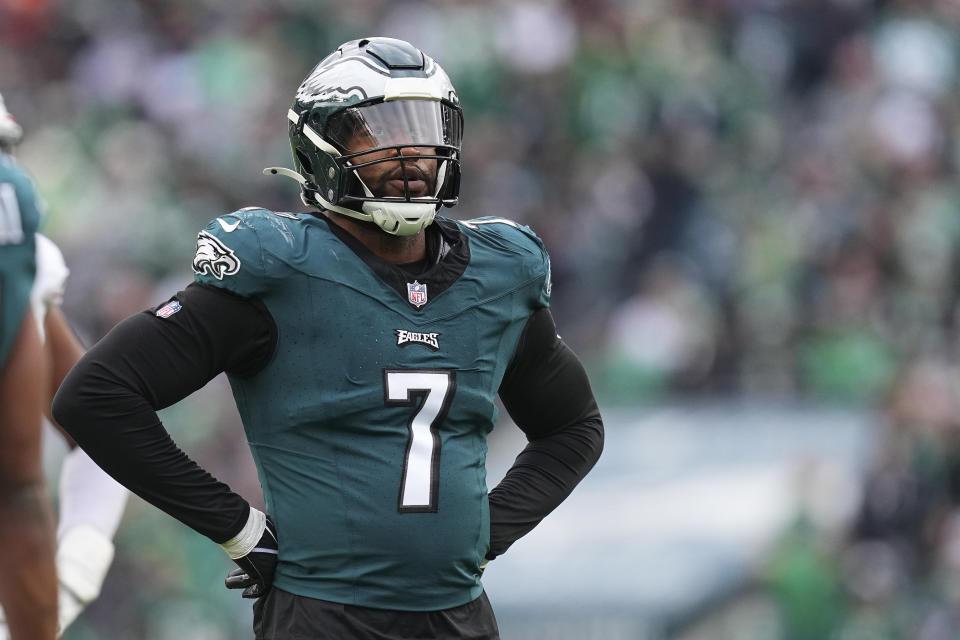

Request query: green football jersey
[
  {"left": 193, "top": 209, "right": 550, "bottom": 611},
  {"left": 0, "top": 156, "right": 41, "bottom": 366}
]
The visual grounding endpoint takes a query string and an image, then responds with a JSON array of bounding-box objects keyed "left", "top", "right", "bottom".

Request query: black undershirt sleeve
[
  {"left": 489, "top": 308, "right": 604, "bottom": 560},
  {"left": 52, "top": 282, "right": 277, "bottom": 543}
]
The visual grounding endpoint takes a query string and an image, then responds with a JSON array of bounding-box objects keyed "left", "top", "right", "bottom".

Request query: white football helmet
[{"left": 0, "top": 93, "right": 23, "bottom": 152}]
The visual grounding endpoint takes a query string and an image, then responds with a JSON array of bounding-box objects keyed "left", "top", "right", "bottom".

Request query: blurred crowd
[
  {"left": 763, "top": 355, "right": 960, "bottom": 640},
  {"left": 5, "top": 0, "right": 960, "bottom": 404},
  {"left": 5, "top": 0, "right": 960, "bottom": 637}
]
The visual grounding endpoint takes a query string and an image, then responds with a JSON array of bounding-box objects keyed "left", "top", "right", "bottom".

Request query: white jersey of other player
[{"left": 30, "top": 233, "right": 69, "bottom": 340}]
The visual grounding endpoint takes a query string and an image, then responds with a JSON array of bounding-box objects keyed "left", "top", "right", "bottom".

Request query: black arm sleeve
[
  {"left": 489, "top": 308, "right": 604, "bottom": 559},
  {"left": 52, "top": 282, "right": 277, "bottom": 543}
]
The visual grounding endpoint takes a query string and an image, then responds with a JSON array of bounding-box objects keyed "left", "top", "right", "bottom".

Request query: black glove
[{"left": 224, "top": 516, "right": 278, "bottom": 599}]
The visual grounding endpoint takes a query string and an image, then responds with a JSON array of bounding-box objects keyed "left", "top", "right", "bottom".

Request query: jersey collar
[{"left": 319, "top": 214, "right": 470, "bottom": 311}]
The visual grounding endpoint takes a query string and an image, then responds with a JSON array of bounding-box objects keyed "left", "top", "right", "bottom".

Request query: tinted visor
[{"left": 326, "top": 100, "right": 462, "bottom": 155}]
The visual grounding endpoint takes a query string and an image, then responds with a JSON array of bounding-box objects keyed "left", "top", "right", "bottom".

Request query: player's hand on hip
[{"left": 220, "top": 508, "right": 278, "bottom": 599}]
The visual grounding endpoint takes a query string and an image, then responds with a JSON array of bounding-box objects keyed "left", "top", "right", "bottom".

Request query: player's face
[{"left": 345, "top": 132, "right": 439, "bottom": 200}]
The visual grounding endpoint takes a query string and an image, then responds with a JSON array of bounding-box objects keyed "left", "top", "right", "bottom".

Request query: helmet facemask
[{"left": 294, "top": 99, "right": 462, "bottom": 236}]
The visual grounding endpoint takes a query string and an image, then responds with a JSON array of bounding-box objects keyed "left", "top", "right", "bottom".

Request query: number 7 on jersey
[{"left": 384, "top": 369, "right": 456, "bottom": 513}]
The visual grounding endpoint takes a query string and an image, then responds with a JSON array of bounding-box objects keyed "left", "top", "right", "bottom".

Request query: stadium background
[{"left": 4, "top": 0, "right": 960, "bottom": 637}]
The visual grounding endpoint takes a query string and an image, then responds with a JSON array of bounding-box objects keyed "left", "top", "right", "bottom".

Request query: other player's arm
[
  {"left": 489, "top": 308, "right": 604, "bottom": 561},
  {"left": 40, "top": 305, "right": 130, "bottom": 634},
  {"left": 51, "top": 283, "right": 278, "bottom": 583},
  {"left": 42, "top": 306, "right": 83, "bottom": 444},
  {"left": 0, "top": 309, "right": 57, "bottom": 640}
]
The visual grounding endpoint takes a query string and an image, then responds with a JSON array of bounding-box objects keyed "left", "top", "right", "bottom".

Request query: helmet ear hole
[{"left": 296, "top": 151, "right": 313, "bottom": 175}]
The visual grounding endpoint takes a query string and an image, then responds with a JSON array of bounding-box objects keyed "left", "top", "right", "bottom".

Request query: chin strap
[{"left": 264, "top": 166, "right": 320, "bottom": 214}]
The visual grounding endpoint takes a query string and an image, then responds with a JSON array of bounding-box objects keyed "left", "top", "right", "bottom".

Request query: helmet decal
[{"left": 297, "top": 82, "right": 369, "bottom": 105}]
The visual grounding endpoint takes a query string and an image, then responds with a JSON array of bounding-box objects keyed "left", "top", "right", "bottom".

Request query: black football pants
[{"left": 253, "top": 587, "right": 501, "bottom": 639}]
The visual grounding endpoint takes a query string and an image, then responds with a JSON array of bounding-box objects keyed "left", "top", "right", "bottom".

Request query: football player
[
  {"left": 0, "top": 92, "right": 58, "bottom": 640},
  {"left": 54, "top": 38, "right": 604, "bottom": 639},
  {"left": 0, "top": 95, "right": 128, "bottom": 640}
]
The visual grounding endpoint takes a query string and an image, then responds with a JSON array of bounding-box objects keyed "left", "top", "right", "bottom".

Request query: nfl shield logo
[
  {"left": 156, "top": 300, "right": 182, "bottom": 318},
  {"left": 407, "top": 281, "right": 428, "bottom": 308}
]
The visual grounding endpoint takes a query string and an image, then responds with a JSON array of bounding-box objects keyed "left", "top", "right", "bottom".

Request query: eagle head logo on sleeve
[{"left": 192, "top": 230, "right": 241, "bottom": 280}]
